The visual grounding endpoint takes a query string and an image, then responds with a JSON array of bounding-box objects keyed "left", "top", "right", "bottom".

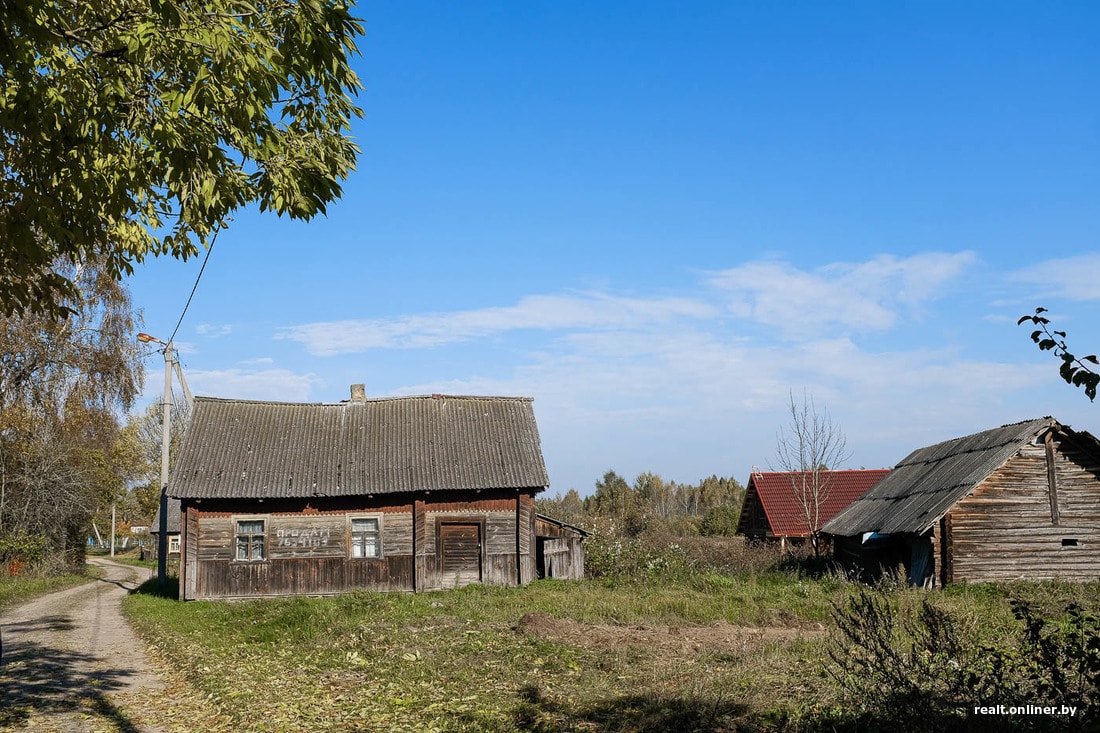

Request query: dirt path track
[{"left": 0, "top": 558, "right": 166, "bottom": 732}]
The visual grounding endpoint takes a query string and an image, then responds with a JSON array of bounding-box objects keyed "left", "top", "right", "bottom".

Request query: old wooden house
[
  {"left": 823, "top": 417, "right": 1100, "bottom": 586},
  {"left": 170, "top": 388, "right": 581, "bottom": 601},
  {"left": 737, "top": 469, "right": 889, "bottom": 548}
]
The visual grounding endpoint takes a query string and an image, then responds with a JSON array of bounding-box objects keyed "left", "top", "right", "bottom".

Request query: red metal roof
[{"left": 746, "top": 469, "right": 889, "bottom": 538}]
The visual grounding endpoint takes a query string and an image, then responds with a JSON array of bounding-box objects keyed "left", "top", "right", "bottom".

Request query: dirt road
[{"left": 0, "top": 558, "right": 166, "bottom": 732}]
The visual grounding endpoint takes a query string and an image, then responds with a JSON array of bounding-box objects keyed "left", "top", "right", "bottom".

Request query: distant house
[
  {"left": 169, "top": 387, "right": 582, "bottom": 601},
  {"left": 149, "top": 498, "right": 181, "bottom": 557},
  {"left": 823, "top": 417, "right": 1100, "bottom": 586},
  {"left": 737, "top": 469, "right": 889, "bottom": 549}
]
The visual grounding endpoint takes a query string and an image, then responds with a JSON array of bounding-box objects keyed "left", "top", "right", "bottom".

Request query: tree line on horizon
[{"left": 536, "top": 470, "right": 745, "bottom": 538}]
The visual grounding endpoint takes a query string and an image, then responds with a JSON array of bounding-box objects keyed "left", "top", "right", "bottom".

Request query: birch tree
[{"left": 0, "top": 258, "right": 142, "bottom": 571}]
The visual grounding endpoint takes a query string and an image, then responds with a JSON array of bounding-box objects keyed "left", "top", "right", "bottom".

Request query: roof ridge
[{"left": 192, "top": 394, "right": 536, "bottom": 407}]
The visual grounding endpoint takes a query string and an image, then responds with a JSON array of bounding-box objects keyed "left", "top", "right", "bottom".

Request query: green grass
[
  {"left": 125, "top": 578, "right": 830, "bottom": 731},
  {"left": 118, "top": 537, "right": 1100, "bottom": 732},
  {"left": 123, "top": 570, "right": 1092, "bottom": 733},
  {"left": 0, "top": 565, "right": 99, "bottom": 611}
]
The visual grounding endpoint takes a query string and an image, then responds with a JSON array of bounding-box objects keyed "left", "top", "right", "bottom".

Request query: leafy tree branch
[
  {"left": 1018, "top": 307, "right": 1099, "bottom": 401},
  {"left": 0, "top": 1, "right": 364, "bottom": 319}
]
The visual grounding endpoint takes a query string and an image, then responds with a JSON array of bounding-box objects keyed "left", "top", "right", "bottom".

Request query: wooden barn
[
  {"left": 823, "top": 417, "right": 1100, "bottom": 586},
  {"left": 169, "top": 388, "right": 581, "bottom": 601},
  {"left": 737, "top": 469, "right": 889, "bottom": 548}
]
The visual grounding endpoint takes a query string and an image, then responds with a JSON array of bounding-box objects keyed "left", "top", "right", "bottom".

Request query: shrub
[
  {"left": 583, "top": 533, "right": 695, "bottom": 582},
  {"left": 699, "top": 504, "right": 741, "bottom": 536},
  {"left": 828, "top": 586, "right": 1100, "bottom": 732},
  {"left": 0, "top": 531, "right": 51, "bottom": 575}
]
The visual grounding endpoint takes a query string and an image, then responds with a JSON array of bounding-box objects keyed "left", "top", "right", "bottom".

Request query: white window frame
[
  {"left": 168, "top": 535, "right": 181, "bottom": 554},
  {"left": 348, "top": 514, "right": 383, "bottom": 559},
  {"left": 233, "top": 516, "right": 268, "bottom": 562}
]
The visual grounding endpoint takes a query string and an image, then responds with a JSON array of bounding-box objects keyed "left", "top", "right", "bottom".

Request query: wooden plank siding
[
  {"left": 539, "top": 537, "right": 585, "bottom": 579},
  {"left": 737, "top": 486, "right": 772, "bottom": 539},
  {"left": 532, "top": 514, "right": 586, "bottom": 580},
  {"left": 181, "top": 489, "right": 539, "bottom": 600},
  {"left": 948, "top": 439, "right": 1100, "bottom": 583}
]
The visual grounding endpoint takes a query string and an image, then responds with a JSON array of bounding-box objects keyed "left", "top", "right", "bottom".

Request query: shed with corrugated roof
[
  {"left": 169, "top": 387, "right": 568, "bottom": 600},
  {"left": 823, "top": 418, "right": 1100, "bottom": 586}
]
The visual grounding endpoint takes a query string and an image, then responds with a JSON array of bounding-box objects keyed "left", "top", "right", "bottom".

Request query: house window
[
  {"left": 236, "top": 519, "right": 266, "bottom": 561},
  {"left": 168, "top": 536, "right": 180, "bottom": 554},
  {"left": 350, "top": 517, "right": 381, "bottom": 558}
]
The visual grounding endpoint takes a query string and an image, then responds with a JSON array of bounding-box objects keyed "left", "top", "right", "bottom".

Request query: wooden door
[{"left": 440, "top": 523, "right": 481, "bottom": 589}]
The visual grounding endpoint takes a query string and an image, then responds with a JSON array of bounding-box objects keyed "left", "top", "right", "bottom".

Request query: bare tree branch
[{"left": 772, "top": 390, "right": 851, "bottom": 558}]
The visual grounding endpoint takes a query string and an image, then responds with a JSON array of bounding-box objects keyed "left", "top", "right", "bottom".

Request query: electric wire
[{"left": 168, "top": 228, "right": 219, "bottom": 345}]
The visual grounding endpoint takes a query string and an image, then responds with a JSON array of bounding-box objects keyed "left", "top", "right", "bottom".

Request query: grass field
[{"left": 118, "top": 538, "right": 1100, "bottom": 732}]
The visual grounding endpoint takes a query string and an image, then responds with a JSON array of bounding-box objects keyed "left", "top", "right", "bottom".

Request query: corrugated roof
[
  {"left": 822, "top": 417, "right": 1058, "bottom": 536},
  {"left": 170, "top": 395, "right": 550, "bottom": 499},
  {"left": 747, "top": 469, "right": 889, "bottom": 537}
]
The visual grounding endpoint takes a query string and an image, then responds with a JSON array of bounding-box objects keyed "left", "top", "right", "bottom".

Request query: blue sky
[{"left": 127, "top": 2, "right": 1100, "bottom": 496}]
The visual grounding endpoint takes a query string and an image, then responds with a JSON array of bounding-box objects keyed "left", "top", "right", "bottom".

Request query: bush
[
  {"left": 699, "top": 504, "right": 741, "bottom": 537},
  {"left": 828, "top": 586, "right": 1100, "bottom": 732},
  {"left": 583, "top": 533, "right": 695, "bottom": 582},
  {"left": 0, "top": 531, "right": 50, "bottom": 575}
]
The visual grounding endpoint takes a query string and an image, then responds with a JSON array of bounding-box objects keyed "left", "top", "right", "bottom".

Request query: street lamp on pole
[{"left": 138, "top": 332, "right": 174, "bottom": 590}]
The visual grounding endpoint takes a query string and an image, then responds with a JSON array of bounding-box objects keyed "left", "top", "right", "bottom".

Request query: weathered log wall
[
  {"left": 180, "top": 489, "right": 540, "bottom": 600},
  {"left": 949, "top": 436, "right": 1100, "bottom": 582}
]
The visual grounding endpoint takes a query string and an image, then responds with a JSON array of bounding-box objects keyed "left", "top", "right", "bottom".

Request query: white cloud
[
  {"left": 279, "top": 253, "right": 979, "bottom": 359},
  {"left": 707, "top": 252, "right": 977, "bottom": 339},
  {"left": 195, "top": 323, "right": 234, "bottom": 338},
  {"left": 265, "top": 250, "right": 1087, "bottom": 493},
  {"left": 186, "top": 368, "right": 323, "bottom": 402},
  {"left": 277, "top": 292, "right": 717, "bottom": 355},
  {"left": 389, "top": 325, "right": 1052, "bottom": 492},
  {"left": 1009, "top": 254, "right": 1100, "bottom": 301}
]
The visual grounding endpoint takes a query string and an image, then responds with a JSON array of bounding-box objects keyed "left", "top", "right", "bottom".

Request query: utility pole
[
  {"left": 139, "top": 332, "right": 176, "bottom": 590},
  {"left": 157, "top": 342, "right": 171, "bottom": 587}
]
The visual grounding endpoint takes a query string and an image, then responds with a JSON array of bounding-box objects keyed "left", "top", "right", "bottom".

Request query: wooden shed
[
  {"left": 534, "top": 514, "right": 587, "bottom": 580},
  {"left": 169, "top": 389, "right": 577, "bottom": 601},
  {"left": 737, "top": 469, "right": 889, "bottom": 548},
  {"left": 823, "top": 417, "right": 1100, "bottom": 586}
]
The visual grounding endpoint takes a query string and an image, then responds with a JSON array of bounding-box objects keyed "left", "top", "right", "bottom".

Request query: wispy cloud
[
  {"left": 707, "top": 252, "right": 977, "bottom": 339},
  {"left": 1009, "top": 254, "right": 1100, "bottom": 301},
  {"left": 279, "top": 254, "right": 978, "bottom": 357},
  {"left": 278, "top": 292, "right": 717, "bottom": 356},
  {"left": 392, "top": 326, "right": 1049, "bottom": 490},
  {"left": 261, "top": 251, "right": 1085, "bottom": 492},
  {"left": 196, "top": 323, "right": 234, "bottom": 338},
  {"left": 186, "top": 368, "right": 322, "bottom": 402}
]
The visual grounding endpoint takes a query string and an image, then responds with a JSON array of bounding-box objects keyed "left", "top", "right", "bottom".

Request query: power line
[{"left": 168, "top": 229, "right": 219, "bottom": 345}]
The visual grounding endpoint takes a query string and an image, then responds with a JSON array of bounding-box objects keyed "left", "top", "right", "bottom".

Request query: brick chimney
[{"left": 350, "top": 384, "right": 366, "bottom": 403}]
